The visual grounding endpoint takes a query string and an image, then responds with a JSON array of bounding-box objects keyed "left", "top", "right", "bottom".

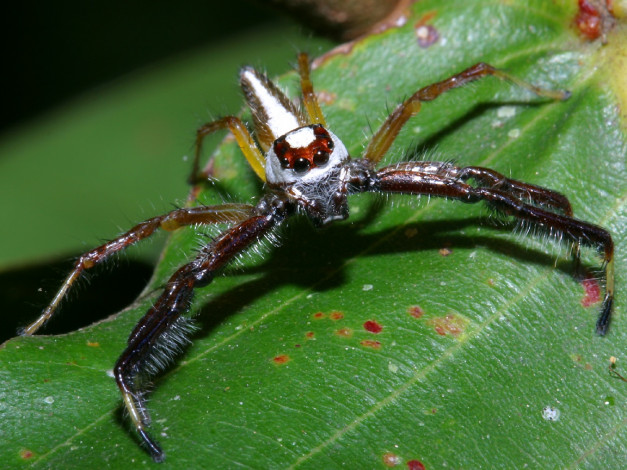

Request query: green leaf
[{"left": 2, "top": 1, "right": 626, "bottom": 468}]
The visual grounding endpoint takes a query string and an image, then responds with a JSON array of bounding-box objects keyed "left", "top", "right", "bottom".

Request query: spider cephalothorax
[
  {"left": 23, "top": 53, "right": 615, "bottom": 462},
  {"left": 266, "top": 123, "right": 353, "bottom": 225},
  {"left": 242, "top": 64, "right": 354, "bottom": 225},
  {"left": 270, "top": 124, "right": 339, "bottom": 177}
]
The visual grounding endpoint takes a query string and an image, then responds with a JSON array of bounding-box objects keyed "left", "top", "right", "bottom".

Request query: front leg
[
  {"left": 115, "top": 209, "right": 284, "bottom": 462},
  {"left": 190, "top": 116, "right": 266, "bottom": 184}
]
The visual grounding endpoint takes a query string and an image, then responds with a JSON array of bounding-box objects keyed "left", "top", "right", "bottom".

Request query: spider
[{"left": 22, "top": 53, "right": 615, "bottom": 462}]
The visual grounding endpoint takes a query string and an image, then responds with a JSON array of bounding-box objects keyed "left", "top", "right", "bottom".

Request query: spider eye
[
  {"left": 313, "top": 150, "right": 330, "bottom": 167},
  {"left": 293, "top": 157, "right": 311, "bottom": 173}
]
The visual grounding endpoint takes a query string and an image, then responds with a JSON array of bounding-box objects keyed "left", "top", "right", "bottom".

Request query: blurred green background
[{"left": 0, "top": 1, "right": 332, "bottom": 339}]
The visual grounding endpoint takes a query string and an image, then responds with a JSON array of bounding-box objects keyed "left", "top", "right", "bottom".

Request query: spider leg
[
  {"left": 114, "top": 210, "right": 283, "bottom": 462},
  {"left": 369, "top": 162, "right": 614, "bottom": 335},
  {"left": 21, "top": 203, "right": 254, "bottom": 335},
  {"left": 456, "top": 166, "right": 573, "bottom": 215},
  {"left": 189, "top": 116, "right": 266, "bottom": 184},
  {"left": 363, "top": 63, "right": 570, "bottom": 164},
  {"left": 457, "top": 165, "right": 583, "bottom": 273},
  {"left": 297, "top": 52, "right": 326, "bottom": 126}
]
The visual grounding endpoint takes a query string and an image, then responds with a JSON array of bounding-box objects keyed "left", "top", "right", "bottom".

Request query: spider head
[
  {"left": 265, "top": 124, "right": 349, "bottom": 185},
  {"left": 265, "top": 124, "right": 351, "bottom": 226}
]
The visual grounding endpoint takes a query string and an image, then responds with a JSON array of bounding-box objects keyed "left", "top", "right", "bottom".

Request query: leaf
[{"left": 2, "top": 1, "right": 626, "bottom": 468}]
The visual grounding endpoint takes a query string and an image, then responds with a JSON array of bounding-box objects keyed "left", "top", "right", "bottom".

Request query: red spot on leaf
[
  {"left": 408, "top": 305, "right": 424, "bottom": 318},
  {"left": 574, "top": 0, "right": 614, "bottom": 40},
  {"left": 20, "top": 449, "right": 34, "bottom": 459},
  {"left": 335, "top": 327, "right": 353, "bottom": 338},
  {"left": 360, "top": 339, "right": 382, "bottom": 349},
  {"left": 407, "top": 460, "right": 426, "bottom": 470},
  {"left": 581, "top": 276, "right": 601, "bottom": 307},
  {"left": 313, "top": 312, "right": 326, "bottom": 319},
  {"left": 86, "top": 341, "right": 100, "bottom": 347},
  {"left": 364, "top": 320, "right": 383, "bottom": 333},
  {"left": 305, "top": 331, "right": 315, "bottom": 339},
  {"left": 429, "top": 314, "right": 468, "bottom": 337},
  {"left": 330, "top": 311, "right": 344, "bottom": 320},
  {"left": 273, "top": 354, "right": 291, "bottom": 365},
  {"left": 383, "top": 452, "right": 401, "bottom": 467}
]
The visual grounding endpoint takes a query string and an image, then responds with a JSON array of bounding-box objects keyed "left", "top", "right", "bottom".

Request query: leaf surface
[{"left": 2, "top": 1, "right": 626, "bottom": 468}]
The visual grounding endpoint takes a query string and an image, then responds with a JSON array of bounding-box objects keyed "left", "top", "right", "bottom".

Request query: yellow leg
[
  {"left": 364, "top": 62, "right": 570, "bottom": 165},
  {"left": 298, "top": 53, "right": 326, "bottom": 126},
  {"left": 191, "top": 116, "right": 266, "bottom": 183}
]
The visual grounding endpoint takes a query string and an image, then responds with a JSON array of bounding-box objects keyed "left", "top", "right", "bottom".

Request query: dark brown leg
[
  {"left": 456, "top": 166, "right": 573, "bottom": 215},
  {"left": 114, "top": 212, "right": 279, "bottom": 462},
  {"left": 456, "top": 165, "right": 583, "bottom": 273},
  {"left": 363, "top": 63, "right": 570, "bottom": 164},
  {"left": 374, "top": 163, "right": 614, "bottom": 335},
  {"left": 21, "top": 204, "right": 254, "bottom": 335},
  {"left": 384, "top": 162, "right": 574, "bottom": 214}
]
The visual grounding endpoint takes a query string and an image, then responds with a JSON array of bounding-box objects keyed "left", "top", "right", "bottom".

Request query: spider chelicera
[{"left": 23, "top": 53, "right": 615, "bottom": 461}]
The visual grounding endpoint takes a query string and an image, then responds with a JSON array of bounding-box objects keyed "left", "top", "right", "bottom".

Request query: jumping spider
[{"left": 23, "top": 53, "right": 615, "bottom": 461}]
